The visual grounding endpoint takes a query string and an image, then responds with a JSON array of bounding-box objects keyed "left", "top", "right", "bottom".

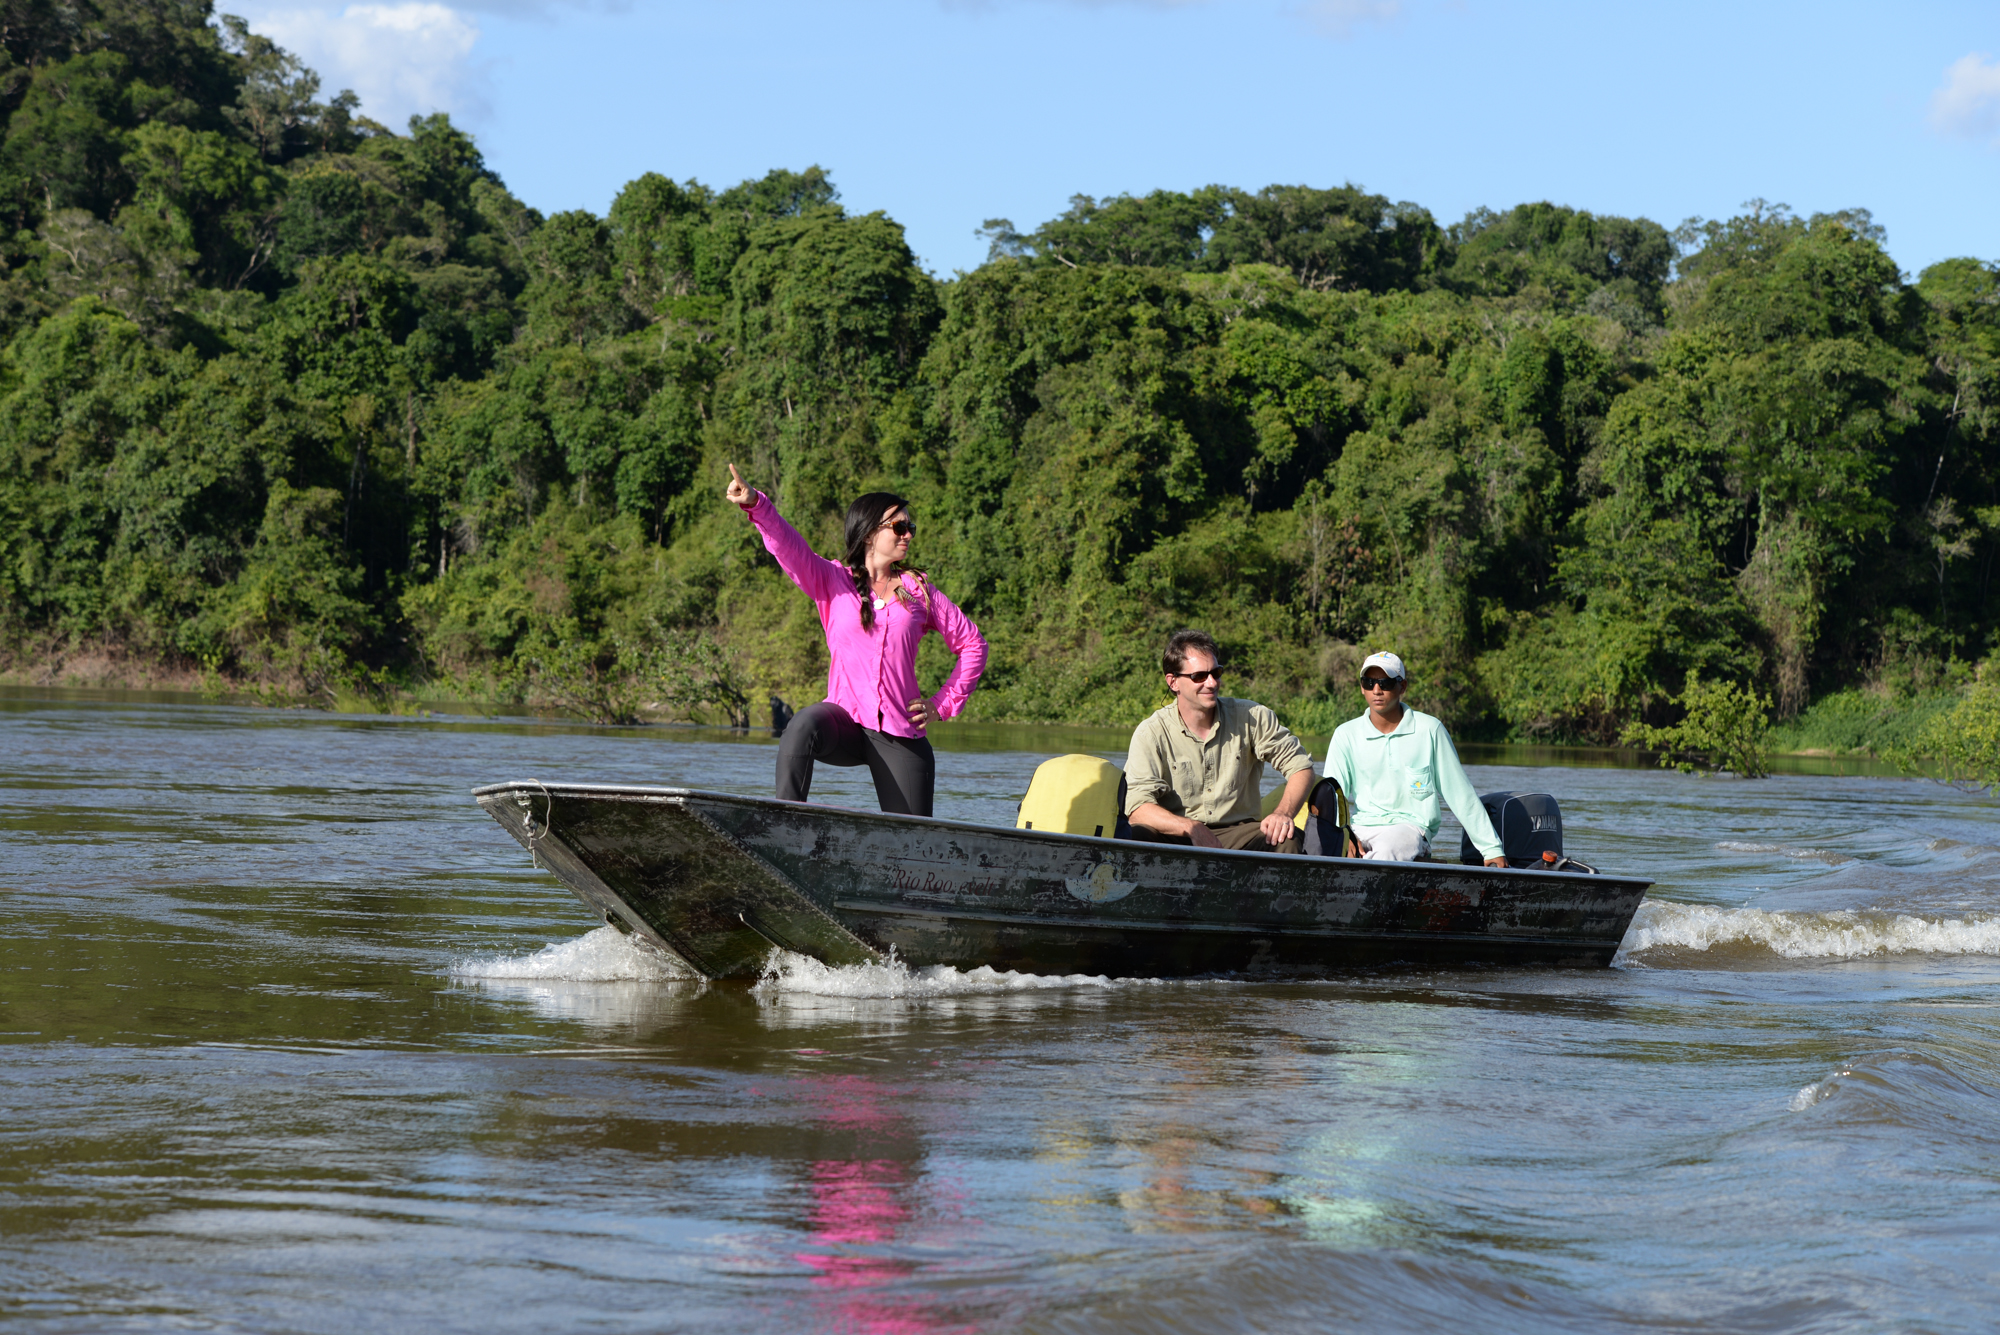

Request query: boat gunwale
[{"left": 470, "top": 780, "right": 1653, "bottom": 891}]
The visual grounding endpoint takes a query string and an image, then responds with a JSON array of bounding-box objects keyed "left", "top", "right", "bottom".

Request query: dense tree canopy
[{"left": 3, "top": 2, "right": 1997, "bottom": 739}]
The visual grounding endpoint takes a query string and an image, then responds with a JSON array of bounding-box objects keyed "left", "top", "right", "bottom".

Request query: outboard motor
[{"left": 1460, "top": 791, "right": 1581, "bottom": 869}]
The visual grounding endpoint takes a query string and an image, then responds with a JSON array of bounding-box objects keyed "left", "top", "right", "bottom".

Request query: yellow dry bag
[{"left": 1016, "top": 754, "right": 1123, "bottom": 838}]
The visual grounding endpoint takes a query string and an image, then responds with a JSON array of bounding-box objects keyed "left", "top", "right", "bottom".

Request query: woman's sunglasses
[{"left": 879, "top": 519, "right": 916, "bottom": 538}]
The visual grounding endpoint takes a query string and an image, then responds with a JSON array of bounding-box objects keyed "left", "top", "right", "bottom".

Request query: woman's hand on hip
[
  {"left": 907, "top": 697, "right": 938, "bottom": 730},
  {"left": 724, "top": 462, "right": 753, "bottom": 508}
]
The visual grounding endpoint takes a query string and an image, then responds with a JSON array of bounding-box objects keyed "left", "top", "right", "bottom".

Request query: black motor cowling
[{"left": 1460, "top": 791, "right": 1564, "bottom": 868}]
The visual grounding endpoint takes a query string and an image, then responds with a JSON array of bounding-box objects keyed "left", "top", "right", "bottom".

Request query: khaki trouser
[{"left": 1128, "top": 817, "right": 1303, "bottom": 855}]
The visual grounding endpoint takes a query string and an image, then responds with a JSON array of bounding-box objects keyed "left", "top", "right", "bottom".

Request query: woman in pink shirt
[{"left": 725, "top": 464, "right": 988, "bottom": 816}]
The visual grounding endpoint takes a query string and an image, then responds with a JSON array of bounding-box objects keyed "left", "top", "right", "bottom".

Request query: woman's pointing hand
[{"left": 724, "top": 462, "right": 753, "bottom": 508}]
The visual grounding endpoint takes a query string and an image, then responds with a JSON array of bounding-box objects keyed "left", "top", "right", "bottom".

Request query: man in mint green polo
[{"left": 1322, "top": 651, "right": 1505, "bottom": 865}]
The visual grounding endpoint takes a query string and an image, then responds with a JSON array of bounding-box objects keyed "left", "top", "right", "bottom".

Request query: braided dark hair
[{"left": 843, "top": 492, "right": 913, "bottom": 631}]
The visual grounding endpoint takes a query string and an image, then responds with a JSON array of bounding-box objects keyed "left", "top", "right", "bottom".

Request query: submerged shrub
[
  {"left": 1891, "top": 662, "right": 2000, "bottom": 795},
  {"left": 1620, "top": 674, "right": 1774, "bottom": 778}
]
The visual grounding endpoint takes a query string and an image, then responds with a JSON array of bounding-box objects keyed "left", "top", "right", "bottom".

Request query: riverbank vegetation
[{"left": 4, "top": 3, "right": 1998, "bottom": 767}]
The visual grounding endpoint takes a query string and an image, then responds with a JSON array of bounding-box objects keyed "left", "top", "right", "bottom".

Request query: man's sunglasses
[
  {"left": 1174, "top": 668, "right": 1224, "bottom": 684},
  {"left": 1360, "top": 676, "right": 1404, "bottom": 691},
  {"left": 879, "top": 519, "right": 916, "bottom": 538}
]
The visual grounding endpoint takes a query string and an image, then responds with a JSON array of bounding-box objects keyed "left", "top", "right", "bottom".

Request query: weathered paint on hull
[{"left": 473, "top": 782, "right": 1652, "bottom": 980}]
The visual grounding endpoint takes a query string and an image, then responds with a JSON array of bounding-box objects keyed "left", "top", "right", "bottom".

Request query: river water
[{"left": 3, "top": 692, "right": 1998, "bottom": 1333}]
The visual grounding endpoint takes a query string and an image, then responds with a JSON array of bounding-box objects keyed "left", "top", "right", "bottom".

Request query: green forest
[{"left": 6, "top": 2, "right": 2000, "bottom": 763}]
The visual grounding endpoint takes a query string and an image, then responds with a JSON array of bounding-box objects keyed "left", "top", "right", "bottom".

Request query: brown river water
[{"left": 4, "top": 690, "right": 1999, "bottom": 1333}]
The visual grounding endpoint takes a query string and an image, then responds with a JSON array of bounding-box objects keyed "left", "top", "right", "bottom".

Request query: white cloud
[
  {"left": 1930, "top": 52, "right": 2000, "bottom": 143},
  {"left": 239, "top": 3, "right": 483, "bottom": 127},
  {"left": 1296, "top": 0, "right": 1400, "bottom": 38}
]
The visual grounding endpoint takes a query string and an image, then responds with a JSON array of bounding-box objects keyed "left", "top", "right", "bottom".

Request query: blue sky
[{"left": 235, "top": 0, "right": 2000, "bottom": 278}]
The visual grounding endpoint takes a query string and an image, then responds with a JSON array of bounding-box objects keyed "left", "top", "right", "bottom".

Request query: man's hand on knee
[{"left": 1259, "top": 810, "right": 1296, "bottom": 847}]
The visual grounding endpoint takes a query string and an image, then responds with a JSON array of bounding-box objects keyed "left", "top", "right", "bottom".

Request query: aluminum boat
[{"left": 473, "top": 782, "right": 1652, "bottom": 978}]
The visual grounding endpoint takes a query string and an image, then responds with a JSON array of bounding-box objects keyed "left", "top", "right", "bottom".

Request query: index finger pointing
[{"left": 727, "top": 462, "right": 743, "bottom": 485}]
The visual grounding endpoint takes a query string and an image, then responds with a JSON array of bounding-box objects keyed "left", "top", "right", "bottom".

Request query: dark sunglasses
[
  {"left": 879, "top": 519, "right": 916, "bottom": 538},
  {"left": 1360, "top": 675, "right": 1404, "bottom": 691},
  {"left": 1175, "top": 668, "right": 1224, "bottom": 684}
]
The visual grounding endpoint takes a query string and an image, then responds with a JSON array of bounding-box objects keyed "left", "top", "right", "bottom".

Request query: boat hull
[{"left": 473, "top": 783, "right": 1652, "bottom": 979}]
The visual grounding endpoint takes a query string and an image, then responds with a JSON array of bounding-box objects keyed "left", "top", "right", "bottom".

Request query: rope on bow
[{"left": 516, "top": 780, "right": 554, "bottom": 868}]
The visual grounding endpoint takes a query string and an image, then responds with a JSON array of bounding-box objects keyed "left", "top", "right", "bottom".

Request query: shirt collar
[
  {"left": 1173, "top": 697, "right": 1230, "bottom": 742},
  {"left": 1356, "top": 705, "right": 1410, "bottom": 739}
]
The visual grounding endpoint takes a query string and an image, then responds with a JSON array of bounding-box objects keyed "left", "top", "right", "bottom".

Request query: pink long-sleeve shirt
[{"left": 746, "top": 491, "right": 988, "bottom": 738}]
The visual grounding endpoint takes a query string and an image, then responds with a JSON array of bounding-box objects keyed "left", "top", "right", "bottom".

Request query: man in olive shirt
[{"left": 1123, "top": 629, "right": 1316, "bottom": 852}]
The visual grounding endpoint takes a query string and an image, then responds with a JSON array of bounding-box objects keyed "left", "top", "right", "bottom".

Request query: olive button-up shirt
[{"left": 1122, "top": 698, "right": 1314, "bottom": 826}]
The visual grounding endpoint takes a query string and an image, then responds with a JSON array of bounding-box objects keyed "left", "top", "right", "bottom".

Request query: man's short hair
[{"left": 1162, "top": 629, "right": 1221, "bottom": 676}]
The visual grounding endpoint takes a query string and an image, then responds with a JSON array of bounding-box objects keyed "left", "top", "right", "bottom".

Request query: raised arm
[{"left": 727, "top": 463, "right": 850, "bottom": 603}]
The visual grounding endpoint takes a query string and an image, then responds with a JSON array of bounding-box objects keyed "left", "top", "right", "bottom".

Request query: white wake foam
[
  {"left": 451, "top": 926, "right": 689, "bottom": 981},
  {"left": 752, "top": 948, "right": 1126, "bottom": 999},
  {"left": 1619, "top": 900, "right": 2000, "bottom": 962}
]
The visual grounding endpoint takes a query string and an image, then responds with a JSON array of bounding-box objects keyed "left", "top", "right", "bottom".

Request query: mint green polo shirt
[{"left": 1323, "top": 706, "right": 1502, "bottom": 859}]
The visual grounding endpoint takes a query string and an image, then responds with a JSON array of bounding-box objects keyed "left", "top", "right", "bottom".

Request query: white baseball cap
[{"left": 1360, "top": 651, "right": 1406, "bottom": 681}]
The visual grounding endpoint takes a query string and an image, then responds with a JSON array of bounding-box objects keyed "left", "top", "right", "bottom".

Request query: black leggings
[{"left": 776, "top": 702, "right": 936, "bottom": 816}]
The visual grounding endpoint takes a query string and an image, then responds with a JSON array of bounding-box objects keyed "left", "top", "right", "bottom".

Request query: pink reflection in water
[
  {"left": 789, "top": 1076, "right": 953, "bottom": 1335},
  {"left": 797, "top": 1157, "right": 913, "bottom": 1285}
]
